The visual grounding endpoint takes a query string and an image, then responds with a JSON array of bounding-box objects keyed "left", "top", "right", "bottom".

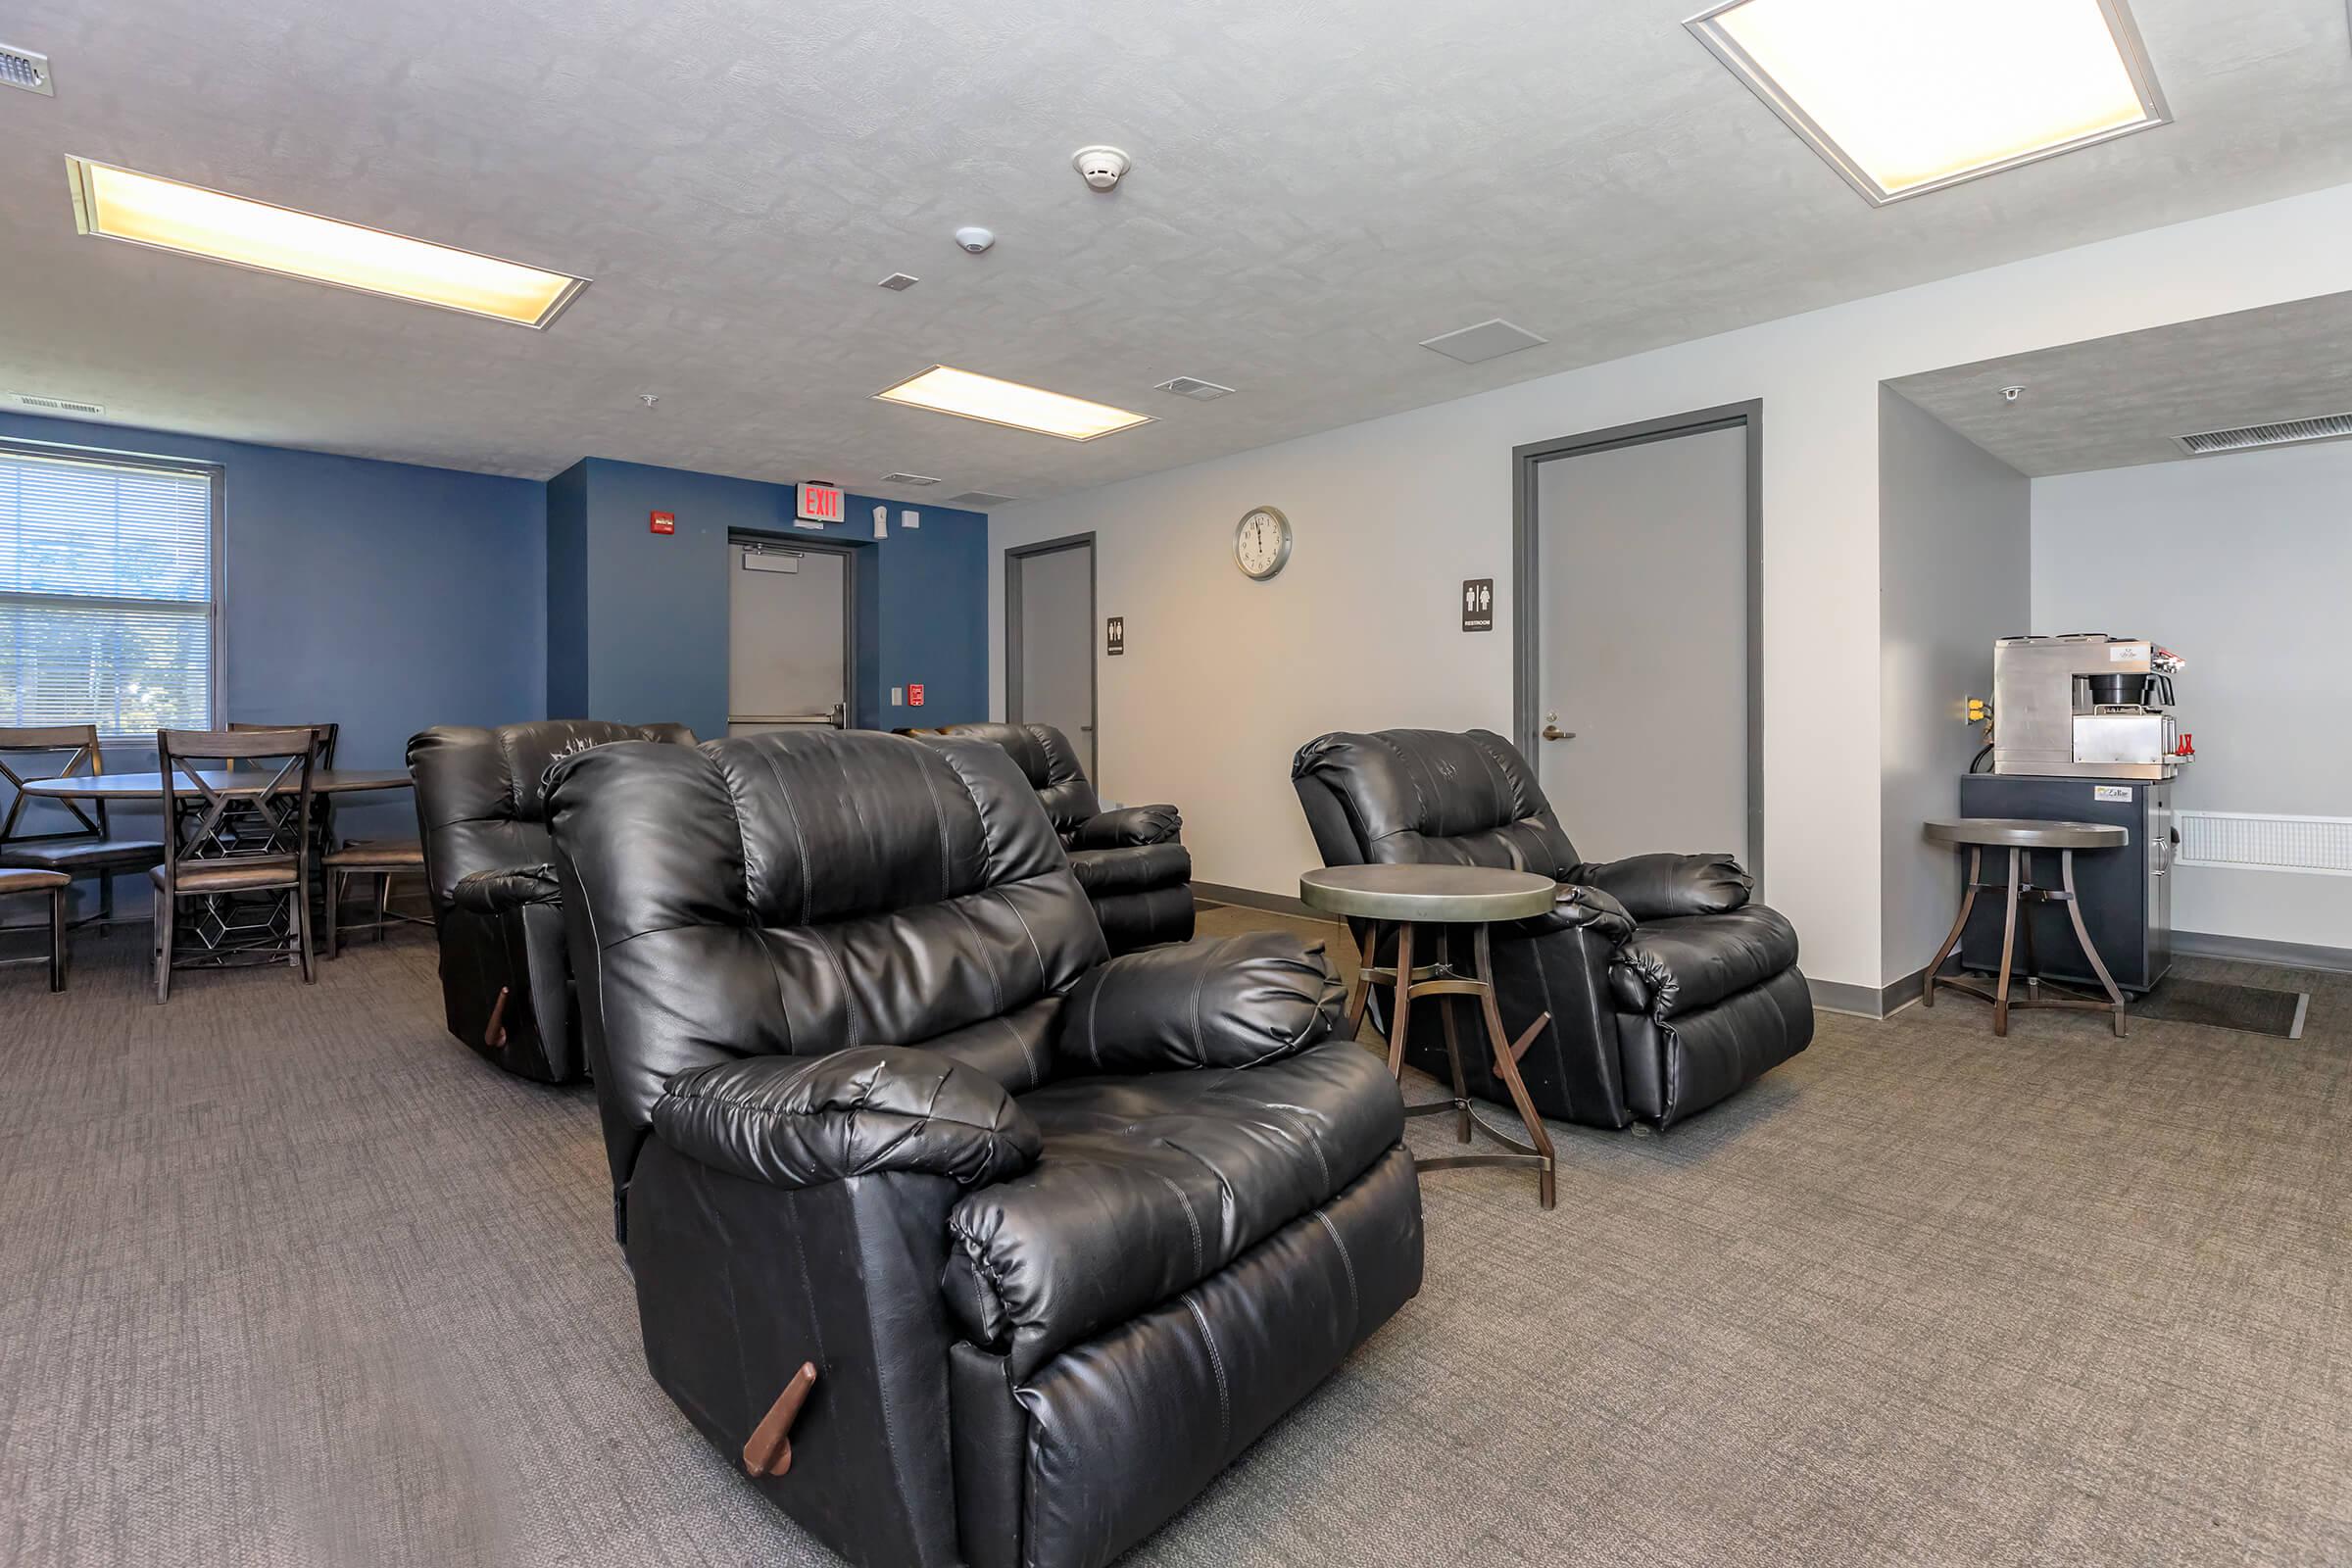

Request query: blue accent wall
[
  {"left": 548, "top": 459, "right": 987, "bottom": 738},
  {"left": 0, "top": 411, "right": 547, "bottom": 850}
]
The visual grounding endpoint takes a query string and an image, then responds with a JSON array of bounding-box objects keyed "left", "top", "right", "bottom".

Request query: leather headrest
[{"left": 1292, "top": 728, "right": 1545, "bottom": 843}]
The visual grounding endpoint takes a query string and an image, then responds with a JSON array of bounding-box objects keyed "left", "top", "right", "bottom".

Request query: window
[{"left": 0, "top": 443, "right": 221, "bottom": 737}]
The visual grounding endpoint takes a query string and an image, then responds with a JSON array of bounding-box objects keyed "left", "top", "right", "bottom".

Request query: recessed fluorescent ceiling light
[
  {"left": 64, "top": 157, "right": 588, "bottom": 327},
  {"left": 1686, "top": 0, "right": 2169, "bottom": 205},
  {"left": 873, "top": 367, "right": 1152, "bottom": 441}
]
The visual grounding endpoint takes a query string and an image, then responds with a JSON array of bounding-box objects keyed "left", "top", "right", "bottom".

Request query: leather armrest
[
  {"left": 451, "top": 863, "right": 562, "bottom": 913},
  {"left": 1572, "top": 852, "right": 1751, "bottom": 922},
  {"left": 1518, "top": 882, "right": 1637, "bottom": 946},
  {"left": 1054, "top": 930, "right": 1343, "bottom": 1073},
  {"left": 1068, "top": 804, "right": 1182, "bottom": 849},
  {"left": 652, "top": 1047, "right": 1042, "bottom": 1193}
]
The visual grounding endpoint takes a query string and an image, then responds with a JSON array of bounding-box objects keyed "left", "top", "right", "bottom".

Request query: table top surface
[
  {"left": 21, "top": 768, "right": 412, "bottom": 800},
  {"left": 1923, "top": 817, "right": 2130, "bottom": 850},
  {"left": 1298, "top": 863, "right": 1559, "bottom": 921}
]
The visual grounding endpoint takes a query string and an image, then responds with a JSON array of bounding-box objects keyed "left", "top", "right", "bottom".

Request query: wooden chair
[
  {"left": 0, "top": 867, "right": 70, "bottom": 992},
  {"left": 152, "top": 727, "right": 320, "bottom": 1004},
  {"left": 322, "top": 839, "right": 427, "bottom": 957},
  {"left": 0, "top": 724, "right": 166, "bottom": 931}
]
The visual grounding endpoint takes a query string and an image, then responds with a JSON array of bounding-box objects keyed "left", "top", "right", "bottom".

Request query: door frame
[
  {"left": 1511, "top": 400, "right": 1765, "bottom": 883},
  {"left": 727, "top": 530, "right": 860, "bottom": 727},
  {"left": 1004, "top": 531, "right": 1098, "bottom": 774}
]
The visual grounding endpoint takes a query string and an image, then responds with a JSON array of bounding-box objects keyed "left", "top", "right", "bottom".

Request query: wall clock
[{"left": 1234, "top": 506, "right": 1293, "bottom": 580}]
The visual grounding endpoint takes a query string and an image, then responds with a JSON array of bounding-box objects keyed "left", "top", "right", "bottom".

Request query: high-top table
[
  {"left": 19, "top": 768, "right": 411, "bottom": 802},
  {"left": 1921, "top": 817, "right": 2131, "bottom": 1037},
  {"left": 1299, "top": 863, "right": 1561, "bottom": 1209}
]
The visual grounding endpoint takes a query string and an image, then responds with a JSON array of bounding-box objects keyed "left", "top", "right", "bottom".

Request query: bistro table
[
  {"left": 20, "top": 768, "right": 413, "bottom": 803},
  {"left": 1921, "top": 816, "right": 2131, "bottom": 1038},
  {"left": 1300, "top": 863, "right": 1561, "bottom": 1208}
]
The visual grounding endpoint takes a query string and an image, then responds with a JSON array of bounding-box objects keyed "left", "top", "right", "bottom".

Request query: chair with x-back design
[
  {"left": 0, "top": 724, "right": 168, "bottom": 931},
  {"left": 152, "top": 727, "right": 320, "bottom": 1004}
]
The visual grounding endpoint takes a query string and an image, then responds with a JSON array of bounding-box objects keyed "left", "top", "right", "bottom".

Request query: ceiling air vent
[
  {"left": 945, "top": 490, "right": 1014, "bottom": 509},
  {"left": 11, "top": 392, "right": 103, "bottom": 416},
  {"left": 881, "top": 471, "right": 941, "bottom": 486},
  {"left": 2176, "top": 412, "right": 2352, "bottom": 457},
  {"left": 1155, "top": 376, "right": 1235, "bottom": 401},
  {"left": 0, "top": 43, "right": 52, "bottom": 95},
  {"left": 1419, "top": 318, "right": 1547, "bottom": 365}
]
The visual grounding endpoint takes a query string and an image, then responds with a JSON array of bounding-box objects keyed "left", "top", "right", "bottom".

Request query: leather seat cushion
[
  {"left": 942, "top": 1040, "right": 1402, "bottom": 1378},
  {"left": 2, "top": 838, "right": 167, "bottom": 871},
  {"left": 0, "top": 867, "right": 71, "bottom": 895},
  {"left": 1609, "top": 905, "right": 1800, "bottom": 1019},
  {"left": 149, "top": 856, "right": 304, "bottom": 893},
  {"left": 1064, "top": 842, "right": 1190, "bottom": 897}
]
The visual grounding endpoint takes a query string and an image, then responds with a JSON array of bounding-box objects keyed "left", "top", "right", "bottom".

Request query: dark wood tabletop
[{"left": 21, "top": 768, "right": 413, "bottom": 800}]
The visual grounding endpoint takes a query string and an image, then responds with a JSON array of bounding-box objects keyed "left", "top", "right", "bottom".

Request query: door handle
[
  {"left": 1080, "top": 725, "right": 1095, "bottom": 732},
  {"left": 1542, "top": 724, "right": 1576, "bottom": 742}
]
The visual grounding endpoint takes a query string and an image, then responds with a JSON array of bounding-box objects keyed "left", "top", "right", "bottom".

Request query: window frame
[{"left": 0, "top": 434, "right": 227, "bottom": 743}]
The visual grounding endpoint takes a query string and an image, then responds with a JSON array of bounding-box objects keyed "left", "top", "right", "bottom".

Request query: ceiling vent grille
[
  {"left": 0, "top": 43, "right": 51, "bottom": 95},
  {"left": 881, "top": 471, "right": 941, "bottom": 486},
  {"left": 11, "top": 392, "right": 103, "bottom": 416},
  {"left": 2176, "top": 411, "right": 2352, "bottom": 457},
  {"left": 1155, "top": 376, "right": 1235, "bottom": 401},
  {"left": 945, "top": 490, "right": 1014, "bottom": 509}
]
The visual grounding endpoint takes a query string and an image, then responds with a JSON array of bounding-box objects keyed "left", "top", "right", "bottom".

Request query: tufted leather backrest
[
  {"left": 545, "top": 728, "right": 1107, "bottom": 1196},
  {"left": 1291, "top": 728, "right": 1580, "bottom": 877},
  {"left": 408, "top": 720, "right": 696, "bottom": 907},
  {"left": 907, "top": 721, "right": 1102, "bottom": 838}
]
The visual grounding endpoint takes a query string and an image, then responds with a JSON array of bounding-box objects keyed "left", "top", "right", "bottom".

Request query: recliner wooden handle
[
  {"left": 742, "top": 1362, "right": 818, "bottom": 1478},
  {"left": 484, "top": 986, "right": 509, "bottom": 1049}
]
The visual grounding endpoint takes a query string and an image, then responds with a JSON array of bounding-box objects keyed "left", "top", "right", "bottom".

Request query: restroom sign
[
  {"left": 796, "top": 481, "right": 845, "bottom": 525},
  {"left": 1461, "top": 579, "right": 1494, "bottom": 632},
  {"left": 1105, "top": 616, "right": 1125, "bottom": 656}
]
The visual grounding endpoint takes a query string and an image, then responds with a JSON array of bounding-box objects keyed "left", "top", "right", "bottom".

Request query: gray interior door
[
  {"left": 729, "top": 542, "right": 848, "bottom": 737},
  {"left": 1534, "top": 426, "right": 1748, "bottom": 864},
  {"left": 1012, "top": 541, "right": 1096, "bottom": 775}
]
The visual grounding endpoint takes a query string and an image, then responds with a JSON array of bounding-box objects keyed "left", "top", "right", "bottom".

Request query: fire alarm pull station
[
  {"left": 649, "top": 511, "right": 675, "bottom": 535},
  {"left": 907, "top": 683, "right": 926, "bottom": 708}
]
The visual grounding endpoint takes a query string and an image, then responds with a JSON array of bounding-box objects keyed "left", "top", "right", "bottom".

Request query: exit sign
[{"left": 797, "top": 481, "right": 845, "bottom": 526}]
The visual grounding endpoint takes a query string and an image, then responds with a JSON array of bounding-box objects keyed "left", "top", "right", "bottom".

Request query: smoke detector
[
  {"left": 1070, "top": 146, "right": 1130, "bottom": 191},
  {"left": 2000, "top": 384, "right": 2026, "bottom": 404},
  {"left": 954, "top": 226, "right": 995, "bottom": 255},
  {"left": 0, "top": 43, "right": 52, "bottom": 96}
]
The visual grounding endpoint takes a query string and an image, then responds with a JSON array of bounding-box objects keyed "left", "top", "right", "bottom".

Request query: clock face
[{"left": 1235, "top": 507, "right": 1292, "bottom": 579}]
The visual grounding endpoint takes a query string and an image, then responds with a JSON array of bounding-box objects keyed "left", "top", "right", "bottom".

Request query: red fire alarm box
[
  {"left": 907, "top": 683, "right": 925, "bottom": 708},
  {"left": 649, "top": 511, "right": 675, "bottom": 535}
]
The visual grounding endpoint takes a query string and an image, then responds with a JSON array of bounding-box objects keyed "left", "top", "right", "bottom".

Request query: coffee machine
[
  {"left": 1957, "top": 633, "right": 2189, "bottom": 994},
  {"left": 1990, "top": 633, "right": 2187, "bottom": 780}
]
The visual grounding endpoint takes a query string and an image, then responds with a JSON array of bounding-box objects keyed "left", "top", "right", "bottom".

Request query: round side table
[
  {"left": 1299, "top": 863, "right": 1561, "bottom": 1209},
  {"left": 1921, "top": 817, "right": 2132, "bottom": 1038}
]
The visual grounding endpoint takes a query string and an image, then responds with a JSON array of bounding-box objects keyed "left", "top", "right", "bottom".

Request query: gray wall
[
  {"left": 1878, "top": 387, "right": 2031, "bottom": 990},
  {"left": 2034, "top": 442, "right": 2352, "bottom": 951}
]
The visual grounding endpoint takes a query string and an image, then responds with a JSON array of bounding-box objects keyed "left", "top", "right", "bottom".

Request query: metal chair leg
[
  {"left": 372, "top": 873, "right": 390, "bottom": 944},
  {"left": 154, "top": 887, "right": 173, "bottom": 1004},
  {"left": 324, "top": 870, "right": 342, "bottom": 961},
  {"left": 295, "top": 874, "right": 317, "bottom": 983},
  {"left": 48, "top": 885, "right": 67, "bottom": 993}
]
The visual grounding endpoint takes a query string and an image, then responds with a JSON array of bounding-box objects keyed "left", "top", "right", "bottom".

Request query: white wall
[
  {"left": 1878, "top": 388, "right": 2030, "bottom": 988},
  {"left": 2034, "top": 441, "right": 2352, "bottom": 952},
  {"left": 991, "top": 180, "right": 2352, "bottom": 992}
]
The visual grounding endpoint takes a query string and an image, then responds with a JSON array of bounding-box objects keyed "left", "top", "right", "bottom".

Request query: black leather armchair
[
  {"left": 407, "top": 719, "right": 693, "bottom": 1083},
  {"left": 1294, "top": 727, "right": 1812, "bottom": 1130},
  {"left": 545, "top": 728, "right": 1419, "bottom": 1568},
  {"left": 906, "top": 721, "right": 1194, "bottom": 954}
]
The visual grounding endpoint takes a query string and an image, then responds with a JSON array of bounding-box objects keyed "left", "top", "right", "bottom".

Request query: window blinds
[{"left": 0, "top": 450, "right": 215, "bottom": 734}]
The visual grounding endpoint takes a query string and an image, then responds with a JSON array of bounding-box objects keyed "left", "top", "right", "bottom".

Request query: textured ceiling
[
  {"left": 4, "top": 1, "right": 2352, "bottom": 500},
  {"left": 1887, "top": 289, "right": 2352, "bottom": 476}
]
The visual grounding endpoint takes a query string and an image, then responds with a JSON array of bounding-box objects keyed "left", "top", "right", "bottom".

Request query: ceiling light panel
[
  {"left": 64, "top": 158, "right": 589, "bottom": 327},
  {"left": 873, "top": 367, "right": 1152, "bottom": 442},
  {"left": 1686, "top": 0, "right": 2170, "bottom": 205}
]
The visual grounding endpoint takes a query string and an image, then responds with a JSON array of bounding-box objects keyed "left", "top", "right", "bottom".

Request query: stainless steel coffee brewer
[{"left": 1990, "top": 633, "right": 2189, "bottom": 781}]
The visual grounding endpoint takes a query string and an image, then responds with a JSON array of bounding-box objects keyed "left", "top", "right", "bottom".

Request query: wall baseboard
[
  {"left": 2174, "top": 929, "right": 2352, "bottom": 976},
  {"left": 1192, "top": 882, "right": 1331, "bottom": 922},
  {"left": 1811, "top": 964, "right": 1931, "bottom": 1020}
]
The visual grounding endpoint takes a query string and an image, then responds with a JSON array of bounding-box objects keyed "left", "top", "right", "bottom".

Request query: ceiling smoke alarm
[
  {"left": 954, "top": 226, "right": 996, "bottom": 255},
  {"left": 1070, "top": 146, "right": 1131, "bottom": 191}
]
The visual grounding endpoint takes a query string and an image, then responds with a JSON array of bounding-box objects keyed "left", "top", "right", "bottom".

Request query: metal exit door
[{"left": 729, "top": 540, "right": 852, "bottom": 735}]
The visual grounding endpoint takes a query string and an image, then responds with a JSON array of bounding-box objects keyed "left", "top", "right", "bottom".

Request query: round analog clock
[{"left": 1234, "top": 506, "right": 1293, "bottom": 580}]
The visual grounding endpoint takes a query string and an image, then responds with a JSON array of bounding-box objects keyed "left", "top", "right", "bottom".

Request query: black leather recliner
[
  {"left": 544, "top": 728, "right": 1420, "bottom": 1568},
  {"left": 1294, "top": 727, "right": 1812, "bottom": 1130},
  {"left": 905, "top": 721, "right": 1195, "bottom": 954},
  {"left": 407, "top": 719, "right": 694, "bottom": 1083}
]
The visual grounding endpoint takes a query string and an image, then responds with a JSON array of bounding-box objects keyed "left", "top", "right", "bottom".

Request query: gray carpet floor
[{"left": 3, "top": 910, "right": 2348, "bottom": 1567}]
